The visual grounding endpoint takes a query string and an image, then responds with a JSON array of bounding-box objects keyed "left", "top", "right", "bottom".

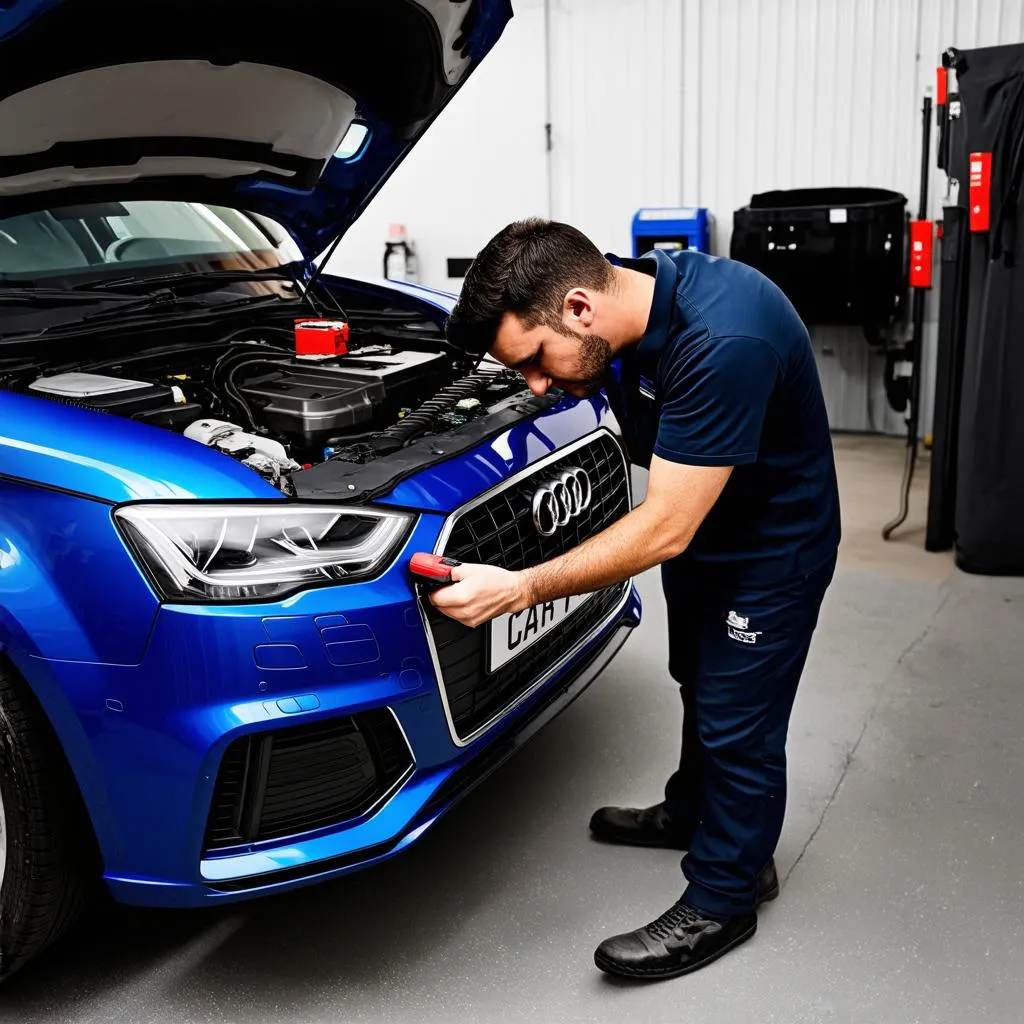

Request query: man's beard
[{"left": 557, "top": 324, "right": 614, "bottom": 396}]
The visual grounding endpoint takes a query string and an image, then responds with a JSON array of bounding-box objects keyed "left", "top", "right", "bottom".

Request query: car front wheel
[{"left": 0, "top": 659, "right": 94, "bottom": 982}]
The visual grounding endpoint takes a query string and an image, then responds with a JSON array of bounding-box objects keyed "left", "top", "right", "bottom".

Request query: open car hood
[{"left": 0, "top": 0, "right": 512, "bottom": 259}]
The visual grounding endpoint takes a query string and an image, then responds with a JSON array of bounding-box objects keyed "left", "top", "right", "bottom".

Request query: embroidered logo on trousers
[{"left": 726, "top": 610, "right": 761, "bottom": 645}]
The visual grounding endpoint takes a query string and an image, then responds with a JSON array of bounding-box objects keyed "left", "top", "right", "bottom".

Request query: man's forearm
[
  {"left": 518, "top": 500, "right": 692, "bottom": 609},
  {"left": 428, "top": 459, "right": 731, "bottom": 628}
]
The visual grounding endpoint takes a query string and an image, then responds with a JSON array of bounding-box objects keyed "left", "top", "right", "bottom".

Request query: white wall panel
[{"left": 546, "top": 0, "right": 684, "bottom": 254}]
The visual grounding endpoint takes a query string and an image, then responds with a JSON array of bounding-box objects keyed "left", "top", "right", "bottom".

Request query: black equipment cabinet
[{"left": 730, "top": 187, "right": 908, "bottom": 334}]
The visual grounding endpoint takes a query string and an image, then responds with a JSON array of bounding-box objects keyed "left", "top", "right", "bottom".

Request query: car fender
[
  {"left": 0, "top": 644, "right": 124, "bottom": 869},
  {"left": 0, "top": 478, "right": 160, "bottom": 664}
]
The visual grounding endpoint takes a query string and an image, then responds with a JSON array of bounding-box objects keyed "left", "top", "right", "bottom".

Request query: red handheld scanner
[{"left": 409, "top": 552, "right": 461, "bottom": 590}]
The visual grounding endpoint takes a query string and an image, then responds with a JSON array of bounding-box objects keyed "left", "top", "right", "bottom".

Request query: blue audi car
[{"left": 0, "top": 0, "right": 640, "bottom": 980}]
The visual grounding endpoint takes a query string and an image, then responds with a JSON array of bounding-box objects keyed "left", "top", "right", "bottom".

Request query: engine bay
[{"left": 3, "top": 311, "right": 533, "bottom": 494}]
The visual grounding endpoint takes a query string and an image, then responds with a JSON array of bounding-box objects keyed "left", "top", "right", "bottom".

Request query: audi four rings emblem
[{"left": 531, "top": 467, "right": 593, "bottom": 536}]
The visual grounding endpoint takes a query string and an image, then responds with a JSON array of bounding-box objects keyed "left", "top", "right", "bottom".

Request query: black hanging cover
[
  {"left": 952, "top": 43, "right": 1024, "bottom": 574},
  {"left": 925, "top": 206, "right": 970, "bottom": 551}
]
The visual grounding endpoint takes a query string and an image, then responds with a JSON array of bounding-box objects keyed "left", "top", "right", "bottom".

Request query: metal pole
[
  {"left": 543, "top": 0, "right": 554, "bottom": 218},
  {"left": 882, "top": 93, "right": 933, "bottom": 541}
]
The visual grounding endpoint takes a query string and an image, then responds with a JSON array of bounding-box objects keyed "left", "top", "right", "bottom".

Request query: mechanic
[{"left": 436, "top": 218, "right": 841, "bottom": 980}]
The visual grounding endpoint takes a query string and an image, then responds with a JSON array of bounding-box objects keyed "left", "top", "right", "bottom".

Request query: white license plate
[{"left": 488, "top": 592, "right": 595, "bottom": 672}]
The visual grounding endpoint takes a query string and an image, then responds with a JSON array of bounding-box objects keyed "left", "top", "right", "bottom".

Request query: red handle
[{"left": 409, "top": 552, "right": 461, "bottom": 588}]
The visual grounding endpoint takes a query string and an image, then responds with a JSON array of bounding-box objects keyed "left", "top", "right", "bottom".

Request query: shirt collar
[{"left": 605, "top": 248, "right": 680, "bottom": 360}]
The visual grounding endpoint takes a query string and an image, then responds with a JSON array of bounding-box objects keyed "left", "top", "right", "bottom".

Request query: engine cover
[{"left": 237, "top": 349, "right": 450, "bottom": 448}]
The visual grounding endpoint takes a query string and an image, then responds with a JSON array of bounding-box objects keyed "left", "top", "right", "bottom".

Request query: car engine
[{"left": 9, "top": 329, "right": 531, "bottom": 493}]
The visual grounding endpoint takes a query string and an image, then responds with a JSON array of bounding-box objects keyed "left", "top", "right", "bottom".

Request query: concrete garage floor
[{"left": 4, "top": 435, "right": 1024, "bottom": 1023}]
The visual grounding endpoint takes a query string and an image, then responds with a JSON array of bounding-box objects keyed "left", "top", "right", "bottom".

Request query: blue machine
[{"left": 632, "top": 206, "right": 712, "bottom": 257}]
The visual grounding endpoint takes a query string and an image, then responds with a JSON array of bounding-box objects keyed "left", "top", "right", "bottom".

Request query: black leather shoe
[
  {"left": 595, "top": 901, "right": 757, "bottom": 980},
  {"left": 589, "top": 802, "right": 693, "bottom": 849}
]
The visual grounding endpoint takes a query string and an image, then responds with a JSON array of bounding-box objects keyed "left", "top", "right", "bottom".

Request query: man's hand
[{"left": 428, "top": 562, "right": 533, "bottom": 628}]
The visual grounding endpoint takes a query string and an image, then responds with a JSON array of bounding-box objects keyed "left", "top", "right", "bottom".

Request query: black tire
[{"left": 0, "top": 658, "right": 95, "bottom": 982}]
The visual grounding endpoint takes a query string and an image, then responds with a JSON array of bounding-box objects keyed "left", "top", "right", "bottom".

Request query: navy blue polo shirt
[{"left": 606, "top": 248, "right": 841, "bottom": 585}]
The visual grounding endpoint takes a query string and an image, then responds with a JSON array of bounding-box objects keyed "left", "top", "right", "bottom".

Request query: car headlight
[{"left": 114, "top": 504, "right": 413, "bottom": 603}]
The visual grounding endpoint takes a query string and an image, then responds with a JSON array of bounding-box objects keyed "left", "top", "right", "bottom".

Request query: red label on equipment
[
  {"left": 909, "top": 220, "right": 934, "bottom": 289},
  {"left": 969, "top": 152, "right": 992, "bottom": 232},
  {"left": 937, "top": 67, "right": 948, "bottom": 105}
]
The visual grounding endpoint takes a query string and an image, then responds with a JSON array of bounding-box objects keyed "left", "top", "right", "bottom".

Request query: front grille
[
  {"left": 424, "top": 431, "right": 630, "bottom": 743},
  {"left": 204, "top": 708, "right": 413, "bottom": 852}
]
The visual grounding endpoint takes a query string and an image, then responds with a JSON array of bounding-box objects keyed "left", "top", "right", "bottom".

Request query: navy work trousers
[{"left": 661, "top": 553, "right": 837, "bottom": 918}]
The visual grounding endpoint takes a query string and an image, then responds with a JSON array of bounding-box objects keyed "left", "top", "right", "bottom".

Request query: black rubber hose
[
  {"left": 220, "top": 356, "right": 291, "bottom": 431},
  {"left": 71, "top": 326, "right": 294, "bottom": 376},
  {"left": 210, "top": 337, "right": 292, "bottom": 384}
]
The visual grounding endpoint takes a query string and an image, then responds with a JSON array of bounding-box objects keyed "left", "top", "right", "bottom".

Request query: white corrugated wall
[{"left": 546, "top": 0, "right": 1024, "bottom": 434}]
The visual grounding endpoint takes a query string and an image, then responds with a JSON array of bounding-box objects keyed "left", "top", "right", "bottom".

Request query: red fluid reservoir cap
[{"left": 295, "top": 319, "right": 349, "bottom": 357}]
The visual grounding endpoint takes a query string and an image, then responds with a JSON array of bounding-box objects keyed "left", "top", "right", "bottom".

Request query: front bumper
[
  {"left": 199, "top": 601, "right": 637, "bottom": 902},
  {"left": 24, "top": 406, "right": 641, "bottom": 907},
  {"left": 71, "top": 579, "right": 639, "bottom": 908}
]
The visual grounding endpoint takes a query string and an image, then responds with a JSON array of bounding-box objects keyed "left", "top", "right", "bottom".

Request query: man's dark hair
[{"left": 446, "top": 218, "right": 615, "bottom": 357}]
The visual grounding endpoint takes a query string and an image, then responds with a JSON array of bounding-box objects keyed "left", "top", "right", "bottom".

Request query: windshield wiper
[
  {"left": 0, "top": 286, "right": 148, "bottom": 305},
  {"left": 27, "top": 289, "right": 180, "bottom": 334},
  {"left": 72, "top": 266, "right": 306, "bottom": 292}
]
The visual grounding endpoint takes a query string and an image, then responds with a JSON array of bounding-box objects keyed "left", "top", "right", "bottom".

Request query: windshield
[{"left": 0, "top": 201, "right": 302, "bottom": 282}]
